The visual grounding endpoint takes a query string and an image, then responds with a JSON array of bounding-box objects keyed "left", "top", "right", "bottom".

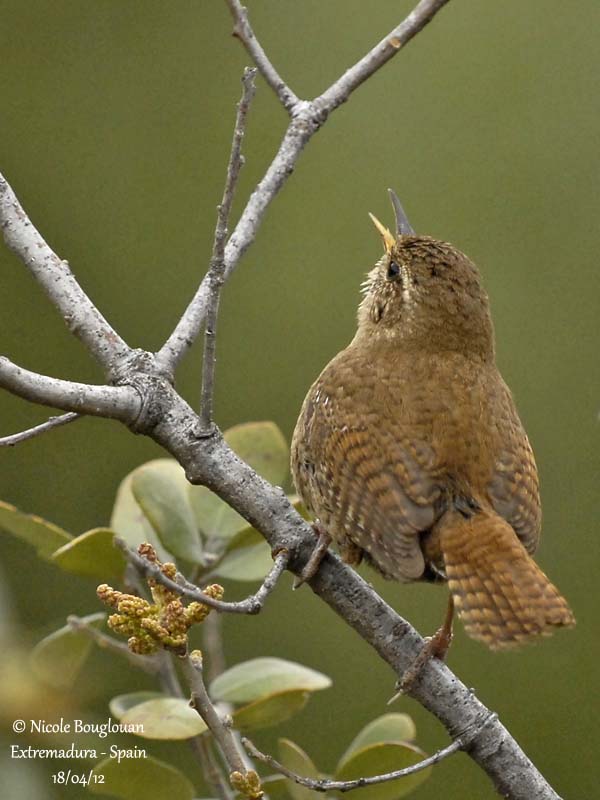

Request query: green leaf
[
  {"left": 188, "top": 420, "right": 289, "bottom": 543},
  {"left": 278, "top": 738, "right": 321, "bottom": 800},
  {"left": 214, "top": 535, "right": 273, "bottom": 581},
  {"left": 0, "top": 499, "right": 71, "bottom": 558},
  {"left": 119, "top": 698, "right": 207, "bottom": 740},
  {"left": 89, "top": 755, "right": 194, "bottom": 800},
  {"left": 209, "top": 657, "right": 331, "bottom": 704},
  {"left": 111, "top": 472, "right": 169, "bottom": 559},
  {"left": 338, "top": 714, "right": 417, "bottom": 768},
  {"left": 109, "top": 692, "right": 165, "bottom": 719},
  {"left": 232, "top": 689, "right": 310, "bottom": 731},
  {"left": 30, "top": 613, "right": 105, "bottom": 689},
  {"left": 213, "top": 492, "right": 308, "bottom": 580},
  {"left": 224, "top": 421, "right": 289, "bottom": 485},
  {"left": 221, "top": 524, "right": 264, "bottom": 552},
  {"left": 334, "top": 742, "right": 431, "bottom": 800},
  {"left": 187, "top": 485, "right": 246, "bottom": 543},
  {"left": 130, "top": 459, "right": 203, "bottom": 563},
  {"left": 50, "top": 528, "right": 126, "bottom": 580}
]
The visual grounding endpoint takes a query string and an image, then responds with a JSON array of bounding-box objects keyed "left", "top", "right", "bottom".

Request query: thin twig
[
  {"left": 0, "top": 357, "right": 140, "bottom": 421},
  {"left": 185, "top": 651, "right": 264, "bottom": 800},
  {"left": 202, "top": 608, "right": 259, "bottom": 778},
  {"left": 199, "top": 68, "right": 257, "bottom": 433},
  {"left": 156, "top": 0, "right": 450, "bottom": 371},
  {"left": 0, "top": 172, "right": 130, "bottom": 371},
  {"left": 243, "top": 713, "right": 497, "bottom": 794},
  {"left": 315, "top": 0, "right": 451, "bottom": 114},
  {"left": 225, "top": 0, "right": 299, "bottom": 112},
  {"left": 0, "top": 412, "right": 80, "bottom": 447},
  {"left": 117, "top": 538, "right": 289, "bottom": 615},
  {"left": 157, "top": 651, "right": 234, "bottom": 800},
  {"left": 67, "top": 615, "right": 160, "bottom": 674},
  {"left": 184, "top": 652, "right": 246, "bottom": 775}
]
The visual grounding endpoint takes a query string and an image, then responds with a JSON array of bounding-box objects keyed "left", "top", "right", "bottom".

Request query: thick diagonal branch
[
  {"left": 140, "top": 387, "right": 563, "bottom": 800},
  {"left": 0, "top": 173, "right": 130, "bottom": 371}
]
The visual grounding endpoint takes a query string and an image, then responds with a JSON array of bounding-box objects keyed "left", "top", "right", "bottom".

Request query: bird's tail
[{"left": 437, "top": 508, "right": 575, "bottom": 650}]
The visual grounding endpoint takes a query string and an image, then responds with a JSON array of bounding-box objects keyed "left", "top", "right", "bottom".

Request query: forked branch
[
  {"left": 117, "top": 538, "right": 289, "bottom": 615},
  {"left": 156, "top": 0, "right": 450, "bottom": 371},
  {"left": 225, "top": 0, "right": 299, "bottom": 112},
  {"left": 242, "top": 713, "right": 496, "bottom": 794}
]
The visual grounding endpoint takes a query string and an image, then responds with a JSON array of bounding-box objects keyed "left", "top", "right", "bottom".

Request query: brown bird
[{"left": 291, "top": 190, "right": 574, "bottom": 665}]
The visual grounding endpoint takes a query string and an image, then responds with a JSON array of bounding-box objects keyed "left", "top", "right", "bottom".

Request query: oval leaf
[
  {"left": 50, "top": 528, "right": 126, "bottom": 580},
  {"left": 188, "top": 485, "right": 246, "bottom": 542},
  {"left": 232, "top": 689, "right": 310, "bottom": 731},
  {"left": 210, "top": 657, "right": 331, "bottom": 704},
  {"left": 223, "top": 525, "right": 264, "bottom": 552},
  {"left": 224, "top": 421, "right": 289, "bottom": 486},
  {"left": 109, "top": 692, "right": 165, "bottom": 720},
  {"left": 120, "top": 698, "right": 207, "bottom": 740},
  {"left": 111, "top": 472, "right": 169, "bottom": 559},
  {"left": 278, "top": 738, "right": 320, "bottom": 800},
  {"left": 187, "top": 421, "right": 292, "bottom": 543},
  {"left": 30, "top": 613, "right": 105, "bottom": 689},
  {"left": 338, "top": 714, "right": 417, "bottom": 769},
  {"left": 90, "top": 754, "right": 194, "bottom": 800},
  {"left": 334, "top": 742, "right": 431, "bottom": 800},
  {"left": 0, "top": 500, "right": 71, "bottom": 558},
  {"left": 130, "top": 460, "right": 203, "bottom": 563},
  {"left": 213, "top": 493, "right": 307, "bottom": 580},
  {"left": 214, "top": 540, "right": 273, "bottom": 581}
]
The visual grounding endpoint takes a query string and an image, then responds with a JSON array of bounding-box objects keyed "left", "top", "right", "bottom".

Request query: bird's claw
[{"left": 293, "top": 523, "right": 332, "bottom": 589}]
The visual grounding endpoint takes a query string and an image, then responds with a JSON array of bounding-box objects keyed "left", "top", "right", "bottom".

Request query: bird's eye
[{"left": 387, "top": 260, "right": 401, "bottom": 281}]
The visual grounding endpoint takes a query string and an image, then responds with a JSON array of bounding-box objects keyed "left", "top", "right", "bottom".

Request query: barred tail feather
[{"left": 438, "top": 509, "right": 575, "bottom": 650}]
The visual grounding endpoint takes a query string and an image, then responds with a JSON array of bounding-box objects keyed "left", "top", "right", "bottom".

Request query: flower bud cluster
[
  {"left": 96, "top": 543, "right": 224, "bottom": 655},
  {"left": 230, "top": 769, "right": 264, "bottom": 799}
]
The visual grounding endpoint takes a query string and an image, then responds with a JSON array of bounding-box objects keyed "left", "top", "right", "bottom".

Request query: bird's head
[{"left": 356, "top": 190, "right": 495, "bottom": 360}]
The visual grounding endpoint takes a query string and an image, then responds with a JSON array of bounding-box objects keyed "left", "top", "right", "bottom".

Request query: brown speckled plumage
[{"left": 291, "top": 210, "right": 574, "bottom": 650}]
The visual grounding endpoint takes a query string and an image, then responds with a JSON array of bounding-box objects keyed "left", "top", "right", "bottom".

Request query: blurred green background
[{"left": 1, "top": 1, "right": 598, "bottom": 798}]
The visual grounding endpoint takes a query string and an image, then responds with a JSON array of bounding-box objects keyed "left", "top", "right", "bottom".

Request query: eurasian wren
[{"left": 291, "top": 190, "right": 574, "bottom": 650}]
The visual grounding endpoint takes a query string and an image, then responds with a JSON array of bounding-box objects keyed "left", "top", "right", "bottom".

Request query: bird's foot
[
  {"left": 293, "top": 522, "right": 332, "bottom": 589},
  {"left": 390, "top": 596, "right": 454, "bottom": 700}
]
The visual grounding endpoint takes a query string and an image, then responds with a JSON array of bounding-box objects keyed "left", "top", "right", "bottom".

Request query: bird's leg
[
  {"left": 392, "top": 594, "right": 455, "bottom": 698},
  {"left": 293, "top": 521, "right": 332, "bottom": 589}
]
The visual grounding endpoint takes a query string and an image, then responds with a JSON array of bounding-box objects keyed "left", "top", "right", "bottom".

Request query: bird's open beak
[
  {"left": 368, "top": 213, "right": 395, "bottom": 253},
  {"left": 388, "top": 189, "right": 415, "bottom": 236}
]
